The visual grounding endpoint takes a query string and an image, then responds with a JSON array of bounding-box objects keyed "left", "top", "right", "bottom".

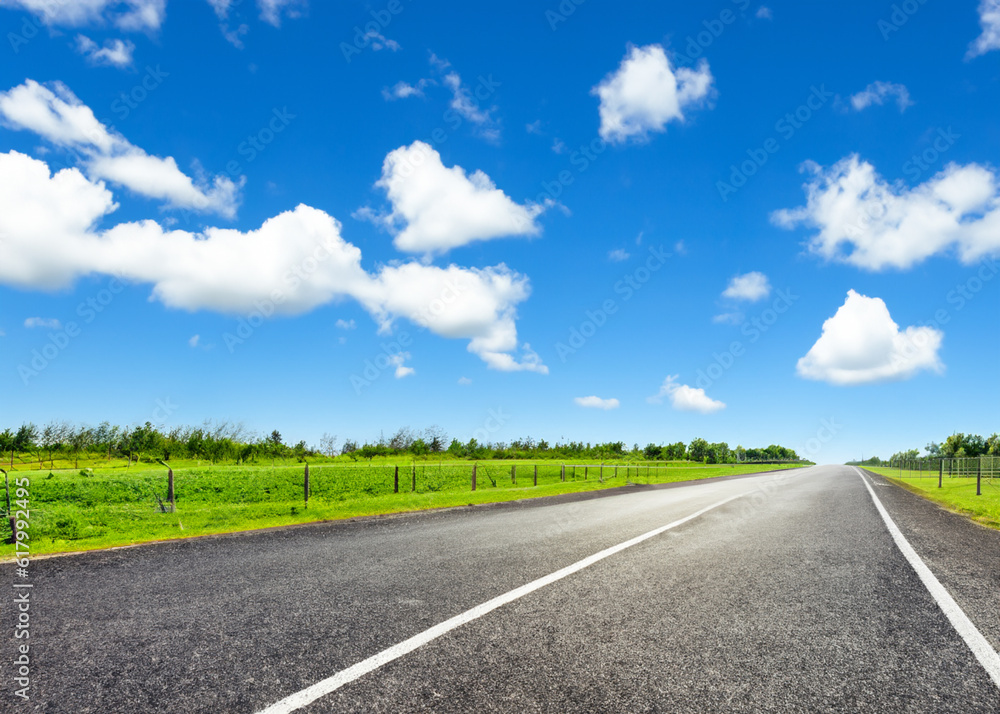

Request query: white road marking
[
  {"left": 854, "top": 467, "right": 1000, "bottom": 689},
  {"left": 254, "top": 491, "right": 747, "bottom": 713}
]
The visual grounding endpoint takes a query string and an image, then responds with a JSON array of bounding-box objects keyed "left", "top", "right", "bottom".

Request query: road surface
[{"left": 3, "top": 465, "right": 1000, "bottom": 712}]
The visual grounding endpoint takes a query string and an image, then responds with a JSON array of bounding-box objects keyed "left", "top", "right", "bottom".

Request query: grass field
[
  {"left": 864, "top": 467, "right": 1000, "bottom": 530},
  {"left": 1, "top": 460, "right": 805, "bottom": 556}
]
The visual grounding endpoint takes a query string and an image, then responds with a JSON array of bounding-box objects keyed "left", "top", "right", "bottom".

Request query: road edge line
[
  {"left": 254, "top": 491, "right": 746, "bottom": 713},
  {"left": 853, "top": 466, "right": 1000, "bottom": 689}
]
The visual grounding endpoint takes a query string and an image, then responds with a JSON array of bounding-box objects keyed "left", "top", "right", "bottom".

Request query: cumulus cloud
[
  {"left": 24, "top": 317, "right": 61, "bottom": 329},
  {"left": 772, "top": 155, "right": 1000, "bottom": 270},
  {"left": 0, "top": 80, "right": 242, "bottom": 218},
  {"left": 188, "top": 334, "right": 201, "bottom": 347},
  {"left": 849, "top": 81, "right": 913, "bottom": 112},
  {"left": 457, "top": 376, "right": 472, "bottom": 385},
  {"left": 75, "top": 36, "right": 135, "bottom": 68},
  {"left": 969, "top": 0, "right": 1000, "bottom": 57},
  {"left": 335, "top": 318, "right": 356, "bottom": 330},
  {"left": 574, "top": 396, "right": 620, "bottom": 410},
  {"left": 722, "top": 271, "right": 771, "bottom": 301},
  {"left": 647, "top": 375, "right": 725, "bottom": 413},
  {"left": 592, "top": 44, "right": 714, "bottom": 143},
  {"left": 363, "top": 141, "right": 549, "bottom": 255},
  {"left": 607, "top": 248, "right": 630, "bottom": 262},
  {"left": 0, "top": 151, "right": 545, "bottom": 373},
  {"left": 2, "top": 0, "right": 166, "bottom": 31},
  {"left": 797, "top": 290, "right": 943, "bottom": 385},
  {"left": 756, "top": 6, "right": 773, "bottom": 19}
]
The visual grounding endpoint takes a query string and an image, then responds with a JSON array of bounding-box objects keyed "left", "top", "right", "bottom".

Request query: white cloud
[
  {"left": 592, "top": 44, "right": 714, "bottom": 143},
  {"left": 0, "top": 80, "right": 243, "bottom": 218},
  {"left": 2, "top": 0, "right": 166, "bottom": 31},
  {"left": 525, "top": 120, "right": 542, "bottom": 134},
  {"left": 389, "top": 352, "right": 414, "bottom": 378},
  {"left": 364, "top": 30, "right": 400, "bottom": 52},
  {"left": 442, "top": 70, "right": 499, "bottom": 140},
  {"left": 712, "top": 311, "right": 744, "bottom": 325},
  {"left": 207, "top": 0, "right": 233, "bottom": 19},
  {"left": 756, "top": 6, "right": 773, "bottom": 19},
  {"left": 257, "top": 0, "right": 305, "bottom": 26},
  {"left": 647, "top": 375, "right": 725, "bottom": 413},
  {"left": 574, "top": 396, "right": 620, "bottom": 410},
  {"left": 382, "top": 79, "right": 432, "bottom": 101},
  {"left": 188, "top": 334, "right": 200, "bottom": 347},
  {"left": 849, "top": 81, "right": 913, "bottom": 112},
  {"left": 772, "top": 154, "right": 1000, "bottom": 270},
  {"left": 797, "top": 290, "right": 944, "bottom": 385},
  {"left": 969, "top": 0, "right": 1000, "bottom": 57},
  {"left": 360, "top": 261, "right": 547, "bottom": 373},
  {"left": 24, "top": 317, "right": 61, "bottom": 329},
  {"left": 75, "top": 36, "right": 135, "bottom": 68},
  {"left": 0, "top": 151, "right": 545, "bottom": 373},
  {"left": 608, "top": 248, "right": 630, "bottom": 262},
  {"left": 551, "top": 138, "right": 567, "bottom": 154},
  {"left": 220, "top": 22, "right": 249, "bottom": 48},
  {"left": 457, "top": 376, "right": 472, "bottom": 385},
  {"left": 365, "top": 141, "right": 549, "bottom": 255},
  {"left": 335, "top": 318, "right": 356, "bottom": 330},
  {"left": 722, "top": 271, "right": 771, "bottom": 301}
]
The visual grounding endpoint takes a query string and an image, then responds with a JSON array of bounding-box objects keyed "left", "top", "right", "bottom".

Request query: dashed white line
[
  {"left": 854, "top": 466, "right": 1000, "bottom": 689},
  {"left": 254, "top": 491, "right": 747, "bottom": 714}
]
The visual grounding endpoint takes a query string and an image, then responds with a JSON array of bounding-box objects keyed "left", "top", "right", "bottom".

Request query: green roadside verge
[
  {"left": 2, "top": 462, "right": 805, "bottom": 557},
  {"left": 864, "top": 467, "right": 1000, "bottom": 530}
]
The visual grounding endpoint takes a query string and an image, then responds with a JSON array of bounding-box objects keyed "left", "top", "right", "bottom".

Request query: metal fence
[{"left": 885, "top": 456, "right": 998, "bottom": 495}]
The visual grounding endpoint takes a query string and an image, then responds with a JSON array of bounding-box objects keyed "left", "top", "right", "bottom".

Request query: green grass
[
  {"left": 1, "top": 461, "right": 805, "bottom": 557},
  {"left": 864, "top": 467, "right": 1000, "bottom": 530}
]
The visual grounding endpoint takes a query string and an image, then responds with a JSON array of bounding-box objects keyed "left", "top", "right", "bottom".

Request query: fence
[
  {"left": 1, "top": 460, "right": 808, "bottom": 543},
  {"left": 885, "top": 456, "right": 998, "bottom": 495}
]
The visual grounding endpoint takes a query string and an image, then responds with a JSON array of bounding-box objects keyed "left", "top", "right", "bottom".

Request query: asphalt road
[{"left": 3, "top": 465, "right": 1000, "bottom": 713}]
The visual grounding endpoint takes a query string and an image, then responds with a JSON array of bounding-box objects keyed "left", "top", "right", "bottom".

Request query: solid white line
[
  {"left": 254, "top": 491, "right": 747, "bottom": 714},
  {"left": 854, "top": 467, "right": 1000, "bottom": 689}
]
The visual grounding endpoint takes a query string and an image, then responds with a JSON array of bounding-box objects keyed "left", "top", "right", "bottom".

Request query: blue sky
[{"left": 0, "top": 0, "right": 997, "bottom": 463}]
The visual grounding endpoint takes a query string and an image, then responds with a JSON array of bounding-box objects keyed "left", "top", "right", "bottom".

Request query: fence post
[
  {"left": 977, "top": 457, "right": 982, "bottom": 496},
  {"left": 600, "top": 462, "right": 604, "bottom": 480},
  {"left": 411, "top": 464, "right": 416, "bottom": 492},
  {"left": 560, "top": 464, "right": 565, "bottom": 482},
  {"left": 938, "top": 459, "right": 943, "bottom": 489},
  {"left": 472, "top": 463, "right": 477, "bottom": 492},
  {"left": 534, "top": 465, "right": 538, "bottom": 486},
  {"left": 585, "top": 466, "right": 588, "bottom": 480},
  {"left": 304, "top": 463, "right": 310, "bottom": 509},
  {"left": 394, "top": 465, "right": 399, "bottom": 494},
  {"left": 167, "top": 468, "right": 175, "bottom": 512},
  {"left": 511, "top": 465, "right": 516, "bottom": 485}
]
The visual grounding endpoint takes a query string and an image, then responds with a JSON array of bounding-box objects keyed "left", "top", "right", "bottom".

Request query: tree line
[
  {"left": 857, "top": 432, "right": 1000, "bottom": 466},
  {"left": 0, "top": 421, "right": 802, "bottom": 468}
]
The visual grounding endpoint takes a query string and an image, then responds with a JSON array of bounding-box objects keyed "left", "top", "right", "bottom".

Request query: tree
[
  {"left": 688, "top": 438, "right": 709, "bottom": 463},
  {"left": 319, "top": 433, "right": 338, "bottom": 457}
]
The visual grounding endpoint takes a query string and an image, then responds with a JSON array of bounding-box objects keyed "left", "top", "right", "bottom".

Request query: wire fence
[
  {"left": 881, "top": 456, "right": 998, "bottom": 494},
  {"left": 1, "top": 460, "right": 807, "bottom": 544}
]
